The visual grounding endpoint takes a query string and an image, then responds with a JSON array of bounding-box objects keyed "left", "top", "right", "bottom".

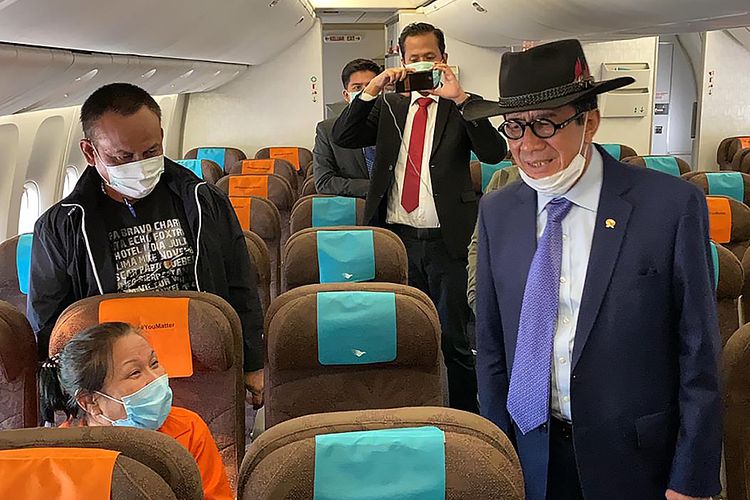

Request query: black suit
[
  {"left": 314, "top": 117, "right": 370, "bottom": 198},
  {"left": 333, "top": 93, "right": 506, "bottom": 412}
]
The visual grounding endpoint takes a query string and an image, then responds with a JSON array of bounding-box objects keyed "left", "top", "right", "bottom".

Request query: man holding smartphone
[{"left": 332, "top": 22, "right": 506, "bottom": 413}]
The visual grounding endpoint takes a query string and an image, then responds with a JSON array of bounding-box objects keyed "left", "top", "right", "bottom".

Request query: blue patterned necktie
[
  {"left": 507, "top": 197, "right": 573, "bottom": 435},
  {"left": 363, "top": 146, "right": 376, "bottom": 177}
]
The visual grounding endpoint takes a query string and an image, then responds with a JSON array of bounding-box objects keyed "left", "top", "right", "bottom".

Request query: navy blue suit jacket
[{"left": 475, "top": 147, "right": 722, "bottom": 500}]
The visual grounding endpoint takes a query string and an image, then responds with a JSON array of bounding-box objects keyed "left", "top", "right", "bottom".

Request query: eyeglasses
[{"left": 498, "top": 112, "right": 584, "bottom": 140}]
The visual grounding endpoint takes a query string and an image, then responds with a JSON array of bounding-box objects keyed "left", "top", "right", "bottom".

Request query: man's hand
[
  {"left": 363, "top": 67, "right": 410, "bottom": 98},
  {"left": 244, "top": 369, "right": 264, "bottom": 409},
  {"left": 429, "top": 63, "right": 468, "bottom": 105},
  {"left": 665, "top": 489, "right": 710, "bottom": 500}
]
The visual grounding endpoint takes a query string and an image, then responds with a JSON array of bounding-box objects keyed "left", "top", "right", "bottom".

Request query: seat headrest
[
  {"left": 49, "top": 291, "right": 241, "bottom": 373},
  {"left": 217, "top": 174, "right": 295, "bottom": 211},
  {"left": 0, "top": 426, "right": 202, "bottom": 500},
  {"left": 282, "top": 227, "right": 408, "bottom": 292},
  {"left": 290, "top": 195, "right": 366, "bottom": 235},
  {"left": 712, "top": 242, "right": 743, "bottom": 299},
  {"left": 687, "top": 172, "right": 750, "bottom": 205},
  {"left": 717, "top": 136, "right": 750, "bottom": 169},
  {"left": 0, "top": 235, "right": 31, "bottom": 313},
  {"left": 174, "top": 159, "right": 223, "bottom": 184},
  {"left": 238, "top": 406, "right": 524, "bottom": 500},
  {"left": 600, "top": 143, "right": 637, "bottom": 160},
  {"left": 621, "top": 155, "right": 690, "bottom": 176},
  {"left": 184, "top": 147, "right": 247, "bottom": 174},
  {"left": 706, "top": 196, "right": 750, "bottom": 244},
  {"left": 255, "top": 146, "right": 313, "bottom": 175}
]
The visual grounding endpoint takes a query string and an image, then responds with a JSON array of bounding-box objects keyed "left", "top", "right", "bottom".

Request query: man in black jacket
[
  {"left": 332, "top": 22, "right": 506, "bottom": 412},
  {"left": 314, "top": 58, "right": 380, "bottom": 197},
  {"left": 27, "top": 83, "right": 265, "bottom": 406}
]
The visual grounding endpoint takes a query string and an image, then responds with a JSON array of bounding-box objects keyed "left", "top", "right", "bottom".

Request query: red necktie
[{"left": 401, "top": 97, "right": 433, "bottom": 213}]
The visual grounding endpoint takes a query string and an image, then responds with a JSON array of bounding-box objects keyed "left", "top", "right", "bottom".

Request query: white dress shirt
[
  {"left": 535, "top": 146, "right": 603, "bottom": 422},
  {"left": 362, "top": 90, "right": 441, "bottom": 228}
]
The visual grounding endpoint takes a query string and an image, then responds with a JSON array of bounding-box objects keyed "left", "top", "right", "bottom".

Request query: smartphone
[{"left": 395, "top": 71, "right": 435, "bottom": 93}]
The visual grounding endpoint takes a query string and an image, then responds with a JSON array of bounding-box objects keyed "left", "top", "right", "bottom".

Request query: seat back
[
  {"left": 300, "top": 175, "right": 317, "bottom": 197},
  {"left": 0, "top": 426, "right": 202, "bottom": 500},
  {"left": 48, "top": 291, "right": 244, "bottom": 488},
  {"left": 621, "top": 155, "right": 691, "bottom": 176},
  {"left": 174, "top": 159, "right": 223, "bottom": 184},
  {"left": 711, "top": 242, "right": 743, "bottom": 345},
  {"left": 282, "top": 226, "right": 408, "bottom": 292},
  {"left": 217, "top": 174, "right": 296, "bottom": 246},
  {"left": 229, "top": 159, "right": 299, "bottom": 194},
  {"left": 238, "top": 406, "right": 524, "bottom": 499},
  {"left": 229, "top": 196, "right": 282, "bottom": 299},
  {"left": 706, "top": 195, "right": 750, "bottom": 260},
  {"left": 243, "top": 231, "right": 271, "bottom": 314},
  {"left": 0, "top": 234, "right": 32, "bottom": 313},
  {"left": 599, "top": 143, "right": 637, "bottom": 160},
  {"left": 717, "top": 136, "right": 750, "bottom": 169},
  {"left": 289, "top": 195, "right": 367, "bottom": 235},
  {"left": 686, "top": 172, "right": 750, "bottom": 205},
  {"left": 184, "top": 147, "right": 246, "bottom": 175},
  {"left": 0, "top": 300, "right": 37, "bottom": 429},
  {"left": 255, "top": 146, "right": 313, "bottom": 177},
  {"left": 264, "top": 282, "right": 443, "bottom": 427},
  {"left": 723, "top": 322, "right": 750, "bottom": 500},
  {"left": 732, "top": 148, "right": 750, "bottom": 174}
]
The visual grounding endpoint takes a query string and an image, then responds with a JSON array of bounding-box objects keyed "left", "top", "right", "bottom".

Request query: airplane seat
[
  {"left": 229, "top": 159, "right": 299, "bottom": 195},
  {"left": 0, "top": 300, "right": 37, "bottom": 429},
  {"left": 48, "top": 291, "right": 245, "bottom": 488},
  {"left": 686, "top": 172, "right": 750, "bottom": 205},
  {"left": 242, "top": 230, "right": 271, "bottom": 314},
  {"left": 237, "top": 406, "right": 524, "bottom": 499},
  {"left": 717, "top": 136, "right": 750, "bottom": 169},
  {"left": 471, "top": 160, "right": 517, "bottom": 194},
  {"left": 0, "top": 426, "right": 203, "bottom": 500},
  {"left": 304, "top": 160, "right": 315, "bottom": 180},
  {"left": 0, "top": 234, "right": 32, "bottom": 313},
  {"left": 706, "top": 195, "right": 750, "bottom": 260},
  {"left": 263, "top": 283, "right": 444, "bottom": 428},
  {"left": 301, "top": 176, "right": 317, "bottom": 197},
  {"left": 174, "top": 159, "right": 223, "bottom": 184},
  {"left": 722, "top": 322, "right": 750, "bottom": 500},
  {"left": 282, "top": 226, "right": 408, "bottom": 293},
  {"left": 217, "top": 174, "right": 296, "bottom": 247},
  {"left": 254, "top": 146, "right": 313, "bottom": 178},
  {"left": 289, "top": 195, "right": 366, "bottom": 235},
  {"left": 184, "top": 147, "right": 247, "bottom": 175},
  {"left": 599, "top": 143, "right": 637, "bottom": 161},
  {"left": 710, "top": 242, "right": 744, "bottom": 345},
  {"left": 621, "top": 155, "right": 691, "bottom": 176},
  {"left": 228, "top": 196, "right": 282, "bottom": 299},
  {"left": 731, "top": 148, "right": 750, "bottom": 174}
]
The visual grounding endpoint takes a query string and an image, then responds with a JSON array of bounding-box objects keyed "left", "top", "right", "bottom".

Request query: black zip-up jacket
[{"left": 27, "top": 159, "right": 264, "bottom": 372}]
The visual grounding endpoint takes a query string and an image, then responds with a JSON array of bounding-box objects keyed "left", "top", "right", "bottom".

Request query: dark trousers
[
  {"left": 389, "top": 225, "right": 479, "bottom": 413},
  {"left": 547, "top": 418, "right": 585, "bottom": 500}
]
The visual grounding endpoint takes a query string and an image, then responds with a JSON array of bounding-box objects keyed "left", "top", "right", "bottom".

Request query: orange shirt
[{"left": 61, "top": 406, "right": 233, "bottom": 500}]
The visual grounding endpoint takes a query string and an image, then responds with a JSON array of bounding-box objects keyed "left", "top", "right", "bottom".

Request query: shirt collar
[
  {"left": 537, "top": 145, "right": 603, "bottom": 215},
  {"left": 410, "top": 92, "right": 440, "bottom": 105}
]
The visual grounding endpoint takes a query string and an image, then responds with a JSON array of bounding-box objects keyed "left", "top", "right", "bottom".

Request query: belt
[
  {"left": 550, "top": 417, "right": 573, "bottom": 440},
  {"left": 387, "top": 224, "right": 442, "bottom": 241}
]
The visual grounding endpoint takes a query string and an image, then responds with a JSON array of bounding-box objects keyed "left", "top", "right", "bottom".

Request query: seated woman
[{"left": 39, "top": 322, "right": 233, "bottom": 500}]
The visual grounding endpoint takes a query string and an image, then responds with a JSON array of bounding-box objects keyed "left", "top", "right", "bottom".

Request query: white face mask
[
  {"left": 93, "top": 146, "right": 164, "bottom": 199},
  {"left": 518, "top": 113, "right": 589, "bottom": 197}
]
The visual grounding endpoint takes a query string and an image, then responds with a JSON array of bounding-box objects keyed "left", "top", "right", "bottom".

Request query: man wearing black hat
[
  {"left": 469, "top": 40, "right": 721, "bottom": 500},
  {"left": 332, "top": 22, "right": 506, "bottom": 414}
]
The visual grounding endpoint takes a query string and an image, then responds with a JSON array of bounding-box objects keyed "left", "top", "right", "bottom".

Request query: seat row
[
  {"left": 0, "top": 406, "right": 525, "bottom": 499},
  {"left": 717, "top": 135, "right": 750, "bottom": 172}
]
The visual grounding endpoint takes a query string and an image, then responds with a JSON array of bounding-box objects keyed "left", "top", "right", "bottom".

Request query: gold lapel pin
[{"left": 605, "top": 218, "right": 616, "bottom": 229}]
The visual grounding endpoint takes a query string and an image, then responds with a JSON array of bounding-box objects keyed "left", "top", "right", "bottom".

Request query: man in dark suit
[
  {"left": 314, "top": 58, "right": 381, "bottom": 197},
  {"left": 332, "top": 22, "right": 506, "bottom": 413},
  {"left": 468, "top": 40, "right": 721, "bottom": 500}
]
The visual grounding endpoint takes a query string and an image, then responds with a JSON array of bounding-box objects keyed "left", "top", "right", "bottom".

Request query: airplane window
[
  {"left": 62, "top": 165, "right": 79, "bottom": 197},
  {"left": 18, "top": 181, "right": 40, "bottom": 234}
]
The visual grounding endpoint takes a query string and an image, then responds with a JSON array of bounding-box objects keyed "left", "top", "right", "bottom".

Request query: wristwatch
[{"left": 457, "top": 93, "right": 482, "bottom": 114}]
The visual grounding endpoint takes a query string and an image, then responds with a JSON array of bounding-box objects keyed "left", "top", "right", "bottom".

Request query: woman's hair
[{"left": 39, "top": 322, "right": 139, "bottom": 424}]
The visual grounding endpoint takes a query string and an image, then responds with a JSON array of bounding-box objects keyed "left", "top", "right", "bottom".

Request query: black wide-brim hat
[{"left": 464, "top": 39, "right": 635, "bottom": 121}]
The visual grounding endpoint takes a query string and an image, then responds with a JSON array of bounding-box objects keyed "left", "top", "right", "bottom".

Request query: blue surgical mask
[{"left": 96, "top": 374, "right": 173, "bottom": 430}]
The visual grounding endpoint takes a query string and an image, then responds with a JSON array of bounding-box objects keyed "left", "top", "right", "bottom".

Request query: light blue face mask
[
  {"left": 96, "top": 374, "right": 173, "bottom": 430},
  {"left": 347, "top": 90, "right": 362, "bottom": 102}
]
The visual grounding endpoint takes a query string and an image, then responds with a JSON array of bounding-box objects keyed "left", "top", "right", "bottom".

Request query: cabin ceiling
[{"left": 0, "top": 0, "right": 315, "bottom": 64}]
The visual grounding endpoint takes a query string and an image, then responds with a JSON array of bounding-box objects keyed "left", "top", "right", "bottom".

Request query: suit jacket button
[
  {"left": 430, "top": 164, "right": 435, "bottom": 169},
  {"left": 388, "top": 165, "right": 394, "bottom": 171}
]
